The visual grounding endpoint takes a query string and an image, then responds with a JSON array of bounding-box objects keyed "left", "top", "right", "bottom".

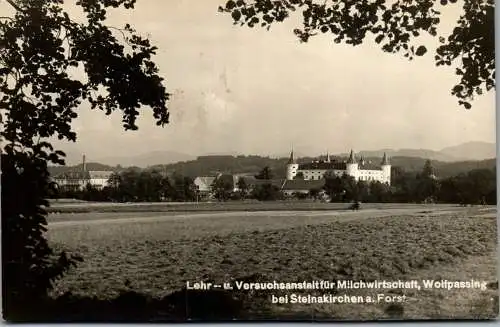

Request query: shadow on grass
[
  {"left": 6, "top": 289, "right": 245, "bottom": 322},
  {"left": 5, "top": 286, "right": 313, "bottom": 322}
]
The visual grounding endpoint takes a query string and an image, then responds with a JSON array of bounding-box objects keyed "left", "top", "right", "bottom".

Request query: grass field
[
  {"left": 46, "top": 204, "right": 498, "bottom": 321},
  {"left": 46, "top": 200, "right": 461, "bottom": 213}
]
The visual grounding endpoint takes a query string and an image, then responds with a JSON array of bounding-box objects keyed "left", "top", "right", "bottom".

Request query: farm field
[
  {"left": 46, "top": 200, "right": 461, "bottom": 213},
  {"left": 46, "top": 204, "right": 498, "bottom": 321}
]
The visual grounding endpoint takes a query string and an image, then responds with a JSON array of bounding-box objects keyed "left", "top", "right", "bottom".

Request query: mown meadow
[{"left": 40, "top": 204, "right": 498, "bottom": 321}]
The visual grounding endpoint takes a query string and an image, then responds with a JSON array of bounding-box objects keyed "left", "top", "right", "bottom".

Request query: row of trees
[
  {"left": 58, "top": 170, "right": 197, "bottom": 202},
  {"left": 57, "top": 168, "right": 285, "bottom": 202},
  {"left": 56, "top": 161, "right": 496, "bottom": 205},
  {"left": 323, "top": 160, "right": 496, "bottom": 205}
]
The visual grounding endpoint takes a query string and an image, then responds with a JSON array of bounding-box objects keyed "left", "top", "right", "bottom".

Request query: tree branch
[
  {"left": 4, "top": 0, "right": 24, "bottom": 12},
  {"left": 108, "top": 25, "right": 133, "bottom": 47}
]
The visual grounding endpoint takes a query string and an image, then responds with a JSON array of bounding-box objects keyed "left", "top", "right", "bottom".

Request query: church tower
[
  {"left": 286, "top": 149, "right": 299, "bottom": 180},
  {"left": 381, "top": 152, "right": 391, "bottom": 185}
]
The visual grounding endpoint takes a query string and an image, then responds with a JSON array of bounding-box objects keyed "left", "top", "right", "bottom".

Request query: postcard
[{"left": 1, "top": 0, "right": 497, "bottom": 322}]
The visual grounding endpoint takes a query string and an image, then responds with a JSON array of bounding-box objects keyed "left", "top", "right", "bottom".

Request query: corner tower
[
  {"left": 286, "top": 149, "right": 299, "bottom": 180},
  {"left": 381, "top": 152, "right": 391, "bottom": 185},
  {"left": 346, "top": 150, "right": 358, "bottom": 177}
]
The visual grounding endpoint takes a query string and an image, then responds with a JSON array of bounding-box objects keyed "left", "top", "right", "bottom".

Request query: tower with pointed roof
[
  {"left": 286, "top": 149, "right": 299, "bottom": 180},
  {"left": 287, "top": 149, "right": 295, "bottom": 164},
  {"left": 346, "top": 149, "right": 358, "bottom": 176},
  {"left": 381, "top": 152, "right": 391, "bottom": 184},
  {"left": 359, "top": 155, "right": 365, "bottom": 166},
  {"left": 346, "top": 149, "right": 356, "bottom": 164}
]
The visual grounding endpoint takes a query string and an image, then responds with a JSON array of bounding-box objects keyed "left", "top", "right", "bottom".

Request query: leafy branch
[{"left": 218, "top": 0, "right": 495, "bottom": 109}]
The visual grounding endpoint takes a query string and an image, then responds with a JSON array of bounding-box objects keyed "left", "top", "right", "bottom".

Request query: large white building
[
  {"left": 286, "top": 150, "right": 391, "bottom": 185},
  {"left": 53, "top": 170, "right": 114, "bottom": 191},
  {"left": 53, "top": 155, "right": 114, "bottom": 191}
]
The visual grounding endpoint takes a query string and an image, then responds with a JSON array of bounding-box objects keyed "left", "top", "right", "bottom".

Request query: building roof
[
  {"left": 287, "top": 150, "right": 296, "bottom": 164},
  {"left": 215, "top": 174, "right": 236, "bottom": 187},
  {"left": 298, "top": 161, "right": 347, "bottom": 170},
  {"left": 194, "top": 176, "right": 216, "bottom": 188},
  {"left": 381, "top": 152, "right": 390, "bottom": 165},
  {"left": 358, "top": 162, "right": 383, "bottom": 170},
  {"left": 241, "top": 177, "right": 284, "bottom": 188},
  {"left": 89, "top": 171, "right": 114, "bottom": 179},
  {"left": 347, "top": 150, "right": 356, "bottom": 164},
  {"left": 282, "top": 179, "right": 325, "bottom": 191},
  {"left": 54, "top": 171, "right": 90, "bottom": 180},
  {"left": 55, "top": 170, "right": 115, "bottom": 180}
]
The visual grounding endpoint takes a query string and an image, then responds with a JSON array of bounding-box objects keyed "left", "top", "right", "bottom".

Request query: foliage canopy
[
  {"left": 1, "top": 0, "right": 169, "bottom": 162},
  {"left": 0, "top": 0, "right": 170, "bottom": 317},
  {"left": 219, "top": 0, "right": 495, "bottom": 109}
]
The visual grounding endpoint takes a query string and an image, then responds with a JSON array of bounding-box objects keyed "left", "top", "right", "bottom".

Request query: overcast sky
[{"left": 3, "top": 0, "right": 496, "bottom": 161}]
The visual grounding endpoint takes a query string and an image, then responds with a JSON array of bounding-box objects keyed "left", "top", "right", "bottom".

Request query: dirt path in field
[{"left": 48, "top": 206, "right": 491, "bottom": 227}]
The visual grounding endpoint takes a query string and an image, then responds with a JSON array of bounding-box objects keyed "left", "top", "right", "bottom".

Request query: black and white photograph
[{"left": 0, "top": 0, "right": 497, "bottom": 322}]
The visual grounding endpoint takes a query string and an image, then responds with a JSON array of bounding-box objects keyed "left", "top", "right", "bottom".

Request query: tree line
[
  {"left": 57, "top": 170, "right": 197, "bottom": 202},
  {"left": 55, "top": 160, "right": 496, "bottom": 205},
  {"left": 324, "top": 160, "right": 495, "bottom": 205},
  {"left": 55, "top": 167, "right": 285, "bottom": 202}
]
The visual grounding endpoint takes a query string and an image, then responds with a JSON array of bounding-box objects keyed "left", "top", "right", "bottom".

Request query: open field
[
  {"left": 47, "top": 200, "right": 471, "bottom": 213},
  {"left": 46, "top": 205, "right": 498, "bottom": 321}
]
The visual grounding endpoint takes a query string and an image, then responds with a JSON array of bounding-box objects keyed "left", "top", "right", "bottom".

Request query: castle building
[{"left": 285, "top": 150, "right": 391, "bottom": 185}]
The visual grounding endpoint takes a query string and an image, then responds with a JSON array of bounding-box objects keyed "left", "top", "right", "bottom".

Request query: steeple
[
  {"left": 360, "top": 155, "right": 365, "bottom": 166},
  {"left": 287, "top": 149, "right": 296, "bottom": 164},
  {"left": 326, "top": 151, "right": 331, "bottom": 163},
  {"left": 381, "top": 152, "right": 390, "bottom": 165},
  {"left": 347, "top": 149, "right": 356, "bottom": 164}
]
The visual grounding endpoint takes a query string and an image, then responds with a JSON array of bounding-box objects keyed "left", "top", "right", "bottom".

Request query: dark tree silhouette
[
  {"left": 1, "top": 0, "right": 170, "bottom": 319},
  {"left": 323, "top": 174, "right": 358, "bottom": 202},
  {"left": 170, "top": 174, "right": 197, "bottom": 201},
  {"left": 422, "top": 159, "right": 435, "bottom": 178},
  {"left": 308, "top": 187, "right": 320, "bottom": 200},
  {"left": 236, "top": 176, "right": 249, "bottom": 198},
  {"left": 251, "top": 183, "right": 283, "bottom": 201},
  {"left": 219, "top": 0, "right": 494, "bottom": 108},
  {"left": 294, "top": 171, "right": 305, "bottom": 180},
  {"left": 415, "top": 159, "right": 439, "bottom": 202},
  {"left": 255, "top": 166, "right": 274, "bottom": 179},
  {"left": 212, "top": 175, "right": 235, "bottom": 201}
]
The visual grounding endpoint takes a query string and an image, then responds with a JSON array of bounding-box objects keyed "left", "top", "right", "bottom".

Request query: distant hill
[
  {"left": 340, "top": 144, "right": 494, "bottom": 162},
  {"left": 335, "top": 141, "right": 495, "bottom": 162},
  {"left": 346, "top": 149, "right": 458, "bottom": 162},
  {"left": 48, "top": 154, "right": 495, "bottom": 180},
  {"left": 388, "top": 157, "right": 495, "bottom": 178},
  {"left": 149, "top": 155, "right": 290, "bottom": 178},
  {"left": 53, "top": 141, "right": 495, "bottom": 168},
  {"left": 95, "top": 151, "right": 195, "bottom": 168},
  {"left": 440, "top": 141, "right": 496, "bottom": 161}
]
